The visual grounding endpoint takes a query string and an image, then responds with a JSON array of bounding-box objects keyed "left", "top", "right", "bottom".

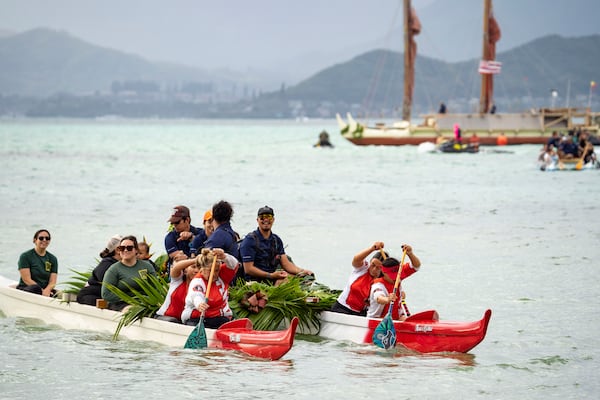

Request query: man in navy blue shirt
[
  {"left": 203, "top": 200, "right": 239, "bottom": 258},
  {"left": 164, "top": 205, "right": 202, "bottom": 271},
  {"left": 239, "top": 206, "right": 313, "bottom": 284}
]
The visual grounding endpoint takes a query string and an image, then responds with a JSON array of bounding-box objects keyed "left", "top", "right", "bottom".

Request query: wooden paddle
[
  {"left": 379, "top": 248, "right": 387, "bottom": 260},
  {"left": 575, "top": 142, "right": 590, "bottom": 170},
  {"left": 184, "top": 254, "right": 218, "bottom": 349},
  {"left": 372, "top": 248, "right": 408, "bottom": 349}
]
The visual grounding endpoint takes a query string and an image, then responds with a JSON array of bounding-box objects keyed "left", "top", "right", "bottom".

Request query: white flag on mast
[{"left": 478, "top": 60, "right": 502, "bottom": 74}]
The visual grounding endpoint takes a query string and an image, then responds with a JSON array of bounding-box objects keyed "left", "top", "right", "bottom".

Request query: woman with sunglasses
[
  {"left": 17, "top": 229, "right": 58, "bottom": 296},
  {"left": 101, "top": 235, "right": 157, "bottom": 311}
]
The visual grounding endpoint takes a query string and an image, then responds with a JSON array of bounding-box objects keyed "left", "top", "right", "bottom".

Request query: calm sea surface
[{"left": 1, "top": 119, "right": 599, "bottom": 399}]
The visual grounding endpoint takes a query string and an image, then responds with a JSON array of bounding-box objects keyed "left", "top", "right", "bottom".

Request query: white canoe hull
[{"left": 0, "top": 276, "right": 211, "bottom": 347}]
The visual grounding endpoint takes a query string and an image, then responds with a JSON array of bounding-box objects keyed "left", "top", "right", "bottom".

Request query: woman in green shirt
[
  {"left": 101, "top": 235, "right": 156, "bottom": 311},
  {"left": 17, "top": 229, "right": 58, "bottom": 297}
]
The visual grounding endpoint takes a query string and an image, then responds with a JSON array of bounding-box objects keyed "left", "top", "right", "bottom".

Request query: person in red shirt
[
  {"left": 331, "top": 242, "right": 386, "bottom": 316},
  {"left": 367, "top": 244, "right": 421, "bottom": 320},
  {"left": 154, "top": 256, "right": 201, "bottom": 323},
  {"left": 181, "top": 248, "right": 238, "bottom": 328}
]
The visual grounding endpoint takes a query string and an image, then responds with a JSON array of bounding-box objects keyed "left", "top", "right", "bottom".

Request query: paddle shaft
[
  {"left": 371, "top": 248, "right": 408, "bottom": 349},
  {"left": 576, "top": 142, "right": 591, "bottom": 170},
  {"left": 183, "top": 254, "right": 219, "bottom": 349},
  {"left": 391, "top": 248, "right": 408, "bottom": 297},
  {"left": 386, "top": 248, "right": 408, "bottom": 317},
  {"left": 199, "top": 255, "right": 219, "bottom": 321}
]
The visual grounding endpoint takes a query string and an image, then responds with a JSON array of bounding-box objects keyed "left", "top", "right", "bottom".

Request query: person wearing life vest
[
  {"left": 331, "top": 242, "right": 386, "bottom": 316},
  {"left": 367, "top": 244, "right": 421, "bottom": 320}
]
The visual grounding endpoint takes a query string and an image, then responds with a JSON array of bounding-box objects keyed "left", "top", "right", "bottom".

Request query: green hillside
[{"left": 0, "top": 28, "right": 598, "bottom": 118}]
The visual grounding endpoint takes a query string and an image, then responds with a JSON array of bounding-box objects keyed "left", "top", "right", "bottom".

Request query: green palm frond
[
  {"left": 104, "top": 274, "right": 169, "bottom": 340},
  {"left": 105, "top": 271, "right": 340, "bottom": 339},
  {"left": 59, "top": 268, "right": 92, "bottom": 295},
  {"left": 229, "top": 277, "right": 339, "bottom": 331}
]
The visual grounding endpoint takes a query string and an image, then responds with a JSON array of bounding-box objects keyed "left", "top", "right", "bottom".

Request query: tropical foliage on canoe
[{"left": 60, "top": 253, "right": 340, "bottom": 338}]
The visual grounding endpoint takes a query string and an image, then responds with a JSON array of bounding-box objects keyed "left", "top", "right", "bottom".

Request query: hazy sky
[
  {"left": 1, "top": 0, "right": 423, "bottom": 70},
  {"left": 2, "top": 0, "right": 598, "bottom": 83}
]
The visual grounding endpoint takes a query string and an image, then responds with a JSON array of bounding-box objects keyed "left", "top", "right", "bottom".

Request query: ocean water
[{"left": 1, "top": 119, "right": 599, "bottom": 399}]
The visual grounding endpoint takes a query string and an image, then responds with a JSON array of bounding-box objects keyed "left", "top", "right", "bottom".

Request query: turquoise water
[{"left": 1, "top": 119, "right": 599, "bottom": 399}]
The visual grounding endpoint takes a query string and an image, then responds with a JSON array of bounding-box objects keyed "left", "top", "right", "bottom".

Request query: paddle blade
[
  {"left": 184, "top": 319, "right": 207, "bottom": 349},
  {"left": 372, "top": 314, "right": 397, "bottom": 349},
  {"left": 575, "top": 159, "right": 583, "bottom": 170}
]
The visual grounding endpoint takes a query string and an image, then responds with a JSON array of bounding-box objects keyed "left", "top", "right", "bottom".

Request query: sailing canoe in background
[{"left": 337, "top": 0, "right": 600, "bottom": 146}]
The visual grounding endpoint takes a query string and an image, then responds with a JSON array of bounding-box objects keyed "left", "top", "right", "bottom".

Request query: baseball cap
[
  {"left": 105, "top": 234, "right": 123, "bottom": 252},
  {"left": 168, "top": 205, "right": 190, "bottom": 223},
  {"left": 257, "top": 205, "right": 274, "bottom": 216}
]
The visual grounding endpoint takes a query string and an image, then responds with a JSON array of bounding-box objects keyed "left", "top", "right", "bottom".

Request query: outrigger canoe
[
  {"left": 317, "top": 309, "right": 491, "bottom": 353},
  {"left": 0, "top": 276, "right": 297, "bottom": 361}
]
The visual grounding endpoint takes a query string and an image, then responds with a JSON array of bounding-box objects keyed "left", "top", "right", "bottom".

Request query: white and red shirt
[
  {"left": 367, "top": 261, "right": 419, "bottom": 319},
  {"left": 336, "top": 261, "right": 374, "bottom": 313},
  {"left": 181, "top": 254, "right": 238, "bottom": 324}
]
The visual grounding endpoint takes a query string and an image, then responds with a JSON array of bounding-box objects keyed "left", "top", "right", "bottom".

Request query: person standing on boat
[
  {"left": 17, "top": 229, "right": 58, "bottom": 297},
  {"left": 330, "top": 242, "right": 386, "bottom": 316},
  {"left": 76, "top": 234, "right": 122, "bottom": 306},
  {"left": 367, "top": 245, "right": 421, "bottom": 320},
  {"left": 453, "top": 123, "right": 462, "bottom": 144},
  {"left": 239, "top": 206, "right": 313, "bottom": 285},
  {"left": 181, "top": 248, "right": 238, "bottom": 328},
  {"left": 438, "top": 102, "right": 447, "bottom": 114},
  {"left": 164, "top": 205, "right": 203, "bottom": 272},
  {"left": 101, "top": 236, "right": 156, "bottom": 311}
]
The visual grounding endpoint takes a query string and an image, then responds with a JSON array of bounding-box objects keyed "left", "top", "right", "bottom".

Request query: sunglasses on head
[
  {"left": 258, "top": 214, "right": 274, "bottom": 221},
  {"left": 37, "top": 236, "right": 51, "bottom": 241},
  {"left": 118, "top": 245, "right": 136, "bottom": 252}
]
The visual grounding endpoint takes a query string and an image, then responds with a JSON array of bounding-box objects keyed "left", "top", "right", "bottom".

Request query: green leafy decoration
[
  {"left": 104, "top": 262, "right": 341, "bottom": 338},
  {"left": 60, "top": 268, "right": 92, "bottom": 295},
  {"left": 229, "top": 277, "right": 339, "bottom": 331},
  {"left": 104, "top": 273, "right": 168, "bottom": 340}
]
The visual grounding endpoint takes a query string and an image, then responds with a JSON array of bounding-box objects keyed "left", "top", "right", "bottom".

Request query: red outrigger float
[
  {"left": 215, "top": 317, "right": 299, "bottom": 360},
  {"left": 317, "top": 309, "right": 492, "bottom": 353}
]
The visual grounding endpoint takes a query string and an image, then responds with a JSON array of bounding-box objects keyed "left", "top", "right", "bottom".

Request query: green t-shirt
[
  {"left": 101, "top": 260, "right": 156, "bottom": 305},
  {"left": 18, "top": 248, "right": 58, "bottom": 288}
]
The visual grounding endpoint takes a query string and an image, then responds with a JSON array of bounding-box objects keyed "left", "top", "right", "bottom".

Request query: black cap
[{"left": 257, "top": 206, "right": 274, "bottom": 216}]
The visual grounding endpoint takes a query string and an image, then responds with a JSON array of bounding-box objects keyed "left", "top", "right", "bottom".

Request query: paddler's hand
[
  {"left": 197, "top": 302, "right": 209, "bottom": 313},
  {"left": 212, "top": 248, "right": 226, "bottom": 260},
  {"left": 401, "top": 244, "right": 413, "bottom": 255},
  {"left": 372, "top": 241, "right": 385, "bottom": 251}
]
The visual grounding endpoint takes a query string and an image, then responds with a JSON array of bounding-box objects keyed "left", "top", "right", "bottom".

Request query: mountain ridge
[{"left": 0, "top": 28, "right": 598, "bottom": 118}]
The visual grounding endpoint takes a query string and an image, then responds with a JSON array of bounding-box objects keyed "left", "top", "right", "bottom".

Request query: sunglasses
[
  {"left": 258, "top": 214, "right": 274, "bottom": 221},
  {"left": 37, "top": 236, "right": 51, "bottom": 241},
  {"left": 118, "top": 245, "right": 136, "bottom": 252},
  {"left": 172, "top": 219, "right": 185, "bottom": 225}
]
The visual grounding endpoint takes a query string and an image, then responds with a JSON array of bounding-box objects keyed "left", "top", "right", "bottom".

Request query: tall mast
[
  {"left": 479, "top": 0, "right": 492, "bottom": 114},
  {"left": 402, "top": 0, "right": 420, "bottom": 121}
]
